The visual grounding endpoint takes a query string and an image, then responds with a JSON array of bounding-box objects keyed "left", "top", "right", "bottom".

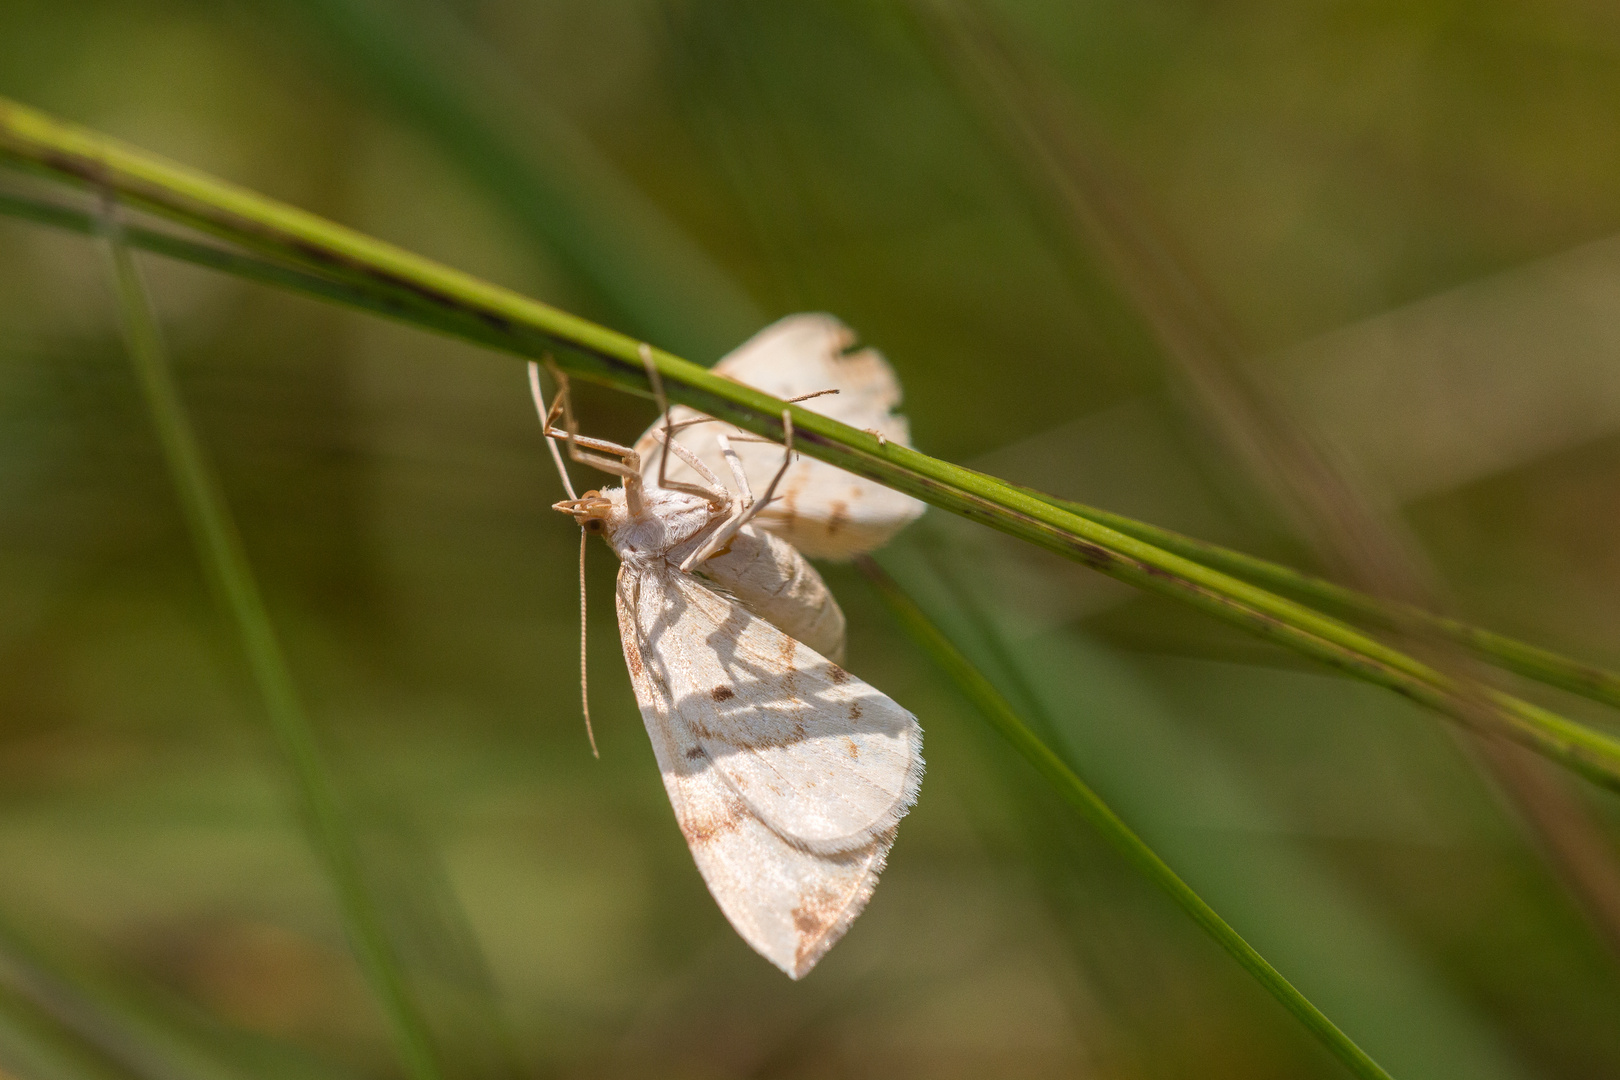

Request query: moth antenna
[
  {"left": 528, "top": 361, "right": 578, "bottom": 500},
  {"left": 665, "top": 416, "right": 722, "bottom": 435},
  {"left": 579, "top": 528, "right": 598, "bottom": 758},
  {"left": 786, "top": 388, "right": 839, "bottom": 403}
]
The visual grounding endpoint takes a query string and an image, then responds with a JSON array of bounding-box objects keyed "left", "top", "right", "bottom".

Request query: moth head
[{"left": 553, "top": 490, "right": 615, "bottom": 535}]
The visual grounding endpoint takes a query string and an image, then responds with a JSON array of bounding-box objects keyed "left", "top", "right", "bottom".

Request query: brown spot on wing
[
  {"left": 844, "top": 737, "right": 859, "bottom": 759},
  {"left": 792, "top": 887, "right": 847, "bottom": 973},
  {"left": 827, "top": 664, "right": 850, "bottom": 685},
  {"left": 827, "top": 500, "right": 849, "bottom": 536},
  {"left": 689, "top": 716, "right": 803, "bottom": 750},
  {"left": 767, "top": 474, "right": 806, "bottom": 533},
  {"left": 680, "top": 797, "right": 747, "bottom": 847},
  {"left": 848, "top": 702, "right": 862, "bottom": 722},
  {"left": 711, "top": 685, "right": 736, "bottom": 702}
]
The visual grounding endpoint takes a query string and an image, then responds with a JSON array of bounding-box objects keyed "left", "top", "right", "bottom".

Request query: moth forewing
[
  {"left": 653, "top": 569, "right": 919, "bottom": 851},
  {"left": 615, "top": 563, "right": 922, "bottom": 976},
  {"left": 633, "top": 313, "right": 925, "bottom": 560}
]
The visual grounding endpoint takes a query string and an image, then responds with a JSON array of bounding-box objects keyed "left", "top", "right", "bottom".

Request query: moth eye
[{"left": 584, "top": 519, "right": 605, "bottom": 534}]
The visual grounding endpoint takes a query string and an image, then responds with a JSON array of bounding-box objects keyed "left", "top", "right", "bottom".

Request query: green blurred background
[{"left": 3, "top": 1, "right": 1620, "bottom": 1077}]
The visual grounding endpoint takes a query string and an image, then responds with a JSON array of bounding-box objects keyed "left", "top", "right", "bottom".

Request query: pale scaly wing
[
  {"left": 694, "top": 523, "right": 847, "bottom": 664},
  {"left": 634, "top": 313, "right": 925, "bottom": 559},
  {"left": 615, "top": 565, "right": 922, "bottom": 977}
]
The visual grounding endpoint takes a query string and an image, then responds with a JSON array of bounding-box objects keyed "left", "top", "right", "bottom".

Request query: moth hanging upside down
[{"left": 534, "top": 314, "right": 926, "bottom": 979}]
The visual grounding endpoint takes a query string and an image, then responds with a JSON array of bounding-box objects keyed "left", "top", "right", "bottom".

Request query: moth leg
[
  {"left": 541, "top": 371, "right": 640, "bottom": 478},
  {"left": 748, "top": 408, "right": 796, "bottom": 523},
  {"left": 715, "top": 431, "right": 754, "bottom": 511},
  {"left": 678, "top": 499, "right": 750, "bottom": 571},
  {"left": 673, "top": 432, "right": 755, "bottom": 572},
  {"left": 664, "top": 416, "right": 723, "bottom": 436},
  {"left": 660, "top": 435, "right": 727, "bottom": 491},
  {"left": 528, "top": 360, "right": 578, "bottom": 500},
  {"left": 637, "top": 342, "right": 735, "bottom": 509},
  {"left": 646, "top": 427, "right": 733, "bottom": 509},
  {"left": 543, "top": 361, "right": 646, "bottom": 516},
  {"left": 680, "top": 410, "right": 794, "bottom": 570}
]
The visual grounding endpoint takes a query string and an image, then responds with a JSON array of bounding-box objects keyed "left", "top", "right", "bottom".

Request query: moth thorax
[{"left": 607, "top": 489, "right": 718, "bottom": 564}]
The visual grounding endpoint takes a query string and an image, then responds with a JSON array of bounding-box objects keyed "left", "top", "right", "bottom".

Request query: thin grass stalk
[
  {"left": 0, "top": 914, "right": 290, "bottom": 1080},
  {"left": 102, "top": 234, "right": 443, "bottom": 1080},
  {"left": 1029, "top": 488, "right": 1620, "bottom": 707},
  {"left": 1059, "top": 498, "right": 1620, "bottom": 958},
  {"left": 856, "top": 556, "right": 1395, "bottom": 1080},
  {"left": 4, "top": 100, "right": 1620, "bottom": 794},
  {"left": 889, "top": 535, "right": 1542, "bottom": 1079}
]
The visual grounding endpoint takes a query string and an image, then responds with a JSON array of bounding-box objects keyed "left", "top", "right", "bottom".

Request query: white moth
[{"left": 530, "top": 317, "right": 925, "bottom": 979}]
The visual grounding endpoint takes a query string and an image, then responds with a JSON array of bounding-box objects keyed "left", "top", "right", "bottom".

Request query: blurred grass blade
[
  {"left": 888, "top": 530, "right": 1543, "bottom": 1079},
  {"left": 908, "top": 0, "right": 1620, "bottom": 963},
  {"left": 4, "top": 99, "right": 1620, "bottom": 797},
  {"left": 0, "top": 910, "right": 352, "bottom": 1080},
  {"left": 0, "top": 190, "right": 552, "bottom": 356},
  {"left": 102, "top": 233, "right": 443, "bottom": 1080},
  {"left": 282, "top": 0, "right": 763, "bottom": 358},
  {"left": 909, "top": 0, "right": 1620, "bottom": 712},
  {"left": 856, "top": 555, "right": 1395, "bottom": 1080},
  {"left": 1030, "top": 487, "right": 1620, "bottom": 708},
  {"left": 0, "top": 987, "right": 134, "bottom": 1080}
]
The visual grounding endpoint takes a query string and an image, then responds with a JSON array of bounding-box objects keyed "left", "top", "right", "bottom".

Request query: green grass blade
[
  {"left": 856, "top": 555, "right": 1396, "bottom": 1080},
  {"left": 4, "top": 98, "right": 1619, "bottom": 796},
  {"left": 0, "top": 191, "right": 556, "bottom": 356},
  {"left": 0, "top": 989, "right": 135, "bottom": 1080},
  {"left": 102, "top": 234, "right": 443, "bottom": 1080},
  {"left": 0, "top": 910, "right": 354, "bottom": 1080},
  {"left": 887, "top": 534, "right": 1540, "bottom": 1079},
  {"left": 1028, "top": 488, "right": 1620, "bottom": 707}
]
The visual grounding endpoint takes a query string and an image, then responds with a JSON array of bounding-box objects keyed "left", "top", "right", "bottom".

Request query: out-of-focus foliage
[{"left": 2, "top": 1, "right": 1620, "bottom": 1078}]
